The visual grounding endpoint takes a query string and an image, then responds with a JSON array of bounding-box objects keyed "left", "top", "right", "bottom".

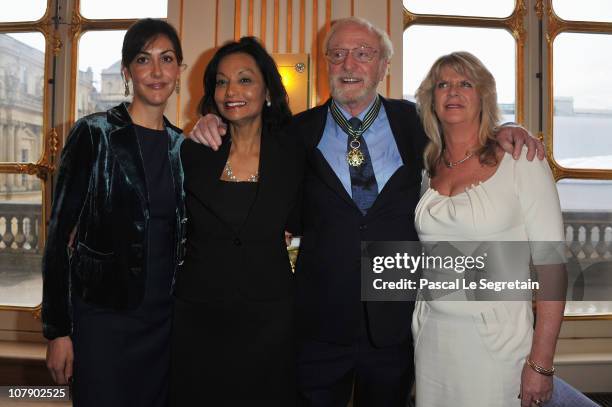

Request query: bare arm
[{"left": 520, "top": 296, "right": 565, "bottom": 407}]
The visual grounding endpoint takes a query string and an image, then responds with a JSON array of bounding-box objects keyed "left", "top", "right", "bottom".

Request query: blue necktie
[{"left": 347, "top": 117, "right": 378, "bottom": 214}]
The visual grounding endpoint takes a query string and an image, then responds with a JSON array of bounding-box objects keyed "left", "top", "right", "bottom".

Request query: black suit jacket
[
  {"left": 42, "top": 103, "right": 186, "bottom": 340},
  {"left": 175, "top": 126, "right": 302, "bottom": 301},
  {"left": 288, "top": 96, "right": 428, "bottom": 347}
]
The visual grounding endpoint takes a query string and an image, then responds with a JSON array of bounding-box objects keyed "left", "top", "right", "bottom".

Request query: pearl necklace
[
  {"left": 224, "top": 161, "right": 258, "bottom": 182},
  {"left": 442, "top": 150, "right": 475, "bottom": 169}
]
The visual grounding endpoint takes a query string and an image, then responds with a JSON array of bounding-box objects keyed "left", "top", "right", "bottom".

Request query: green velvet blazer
[{"left": 42, "top": 103, "right": 186, "bottom": 340}]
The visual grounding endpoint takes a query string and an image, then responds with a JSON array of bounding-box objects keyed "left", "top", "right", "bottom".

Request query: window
[
  {"left": 0, "top": 0, "right": 46, "bottom": 23},
  {"left": 403, "top": 1, "right": 525, "bottom": 121},
  {"left": 0, "top": 0, "right": 170, "bottom": 311},
  {"left": 403, "top": 0, "right": 515, "bottom": 19},
  {"left": 553, "top": 0, "right": 612, "bottom": 23},
  {"left": 403, "top": 25, "right": 516, "bottom": 122},
  {"left": 0, "top": 33, "right": 46, "bottom": 163},
  {"left": 403, "top": 1, "right": 612, "bottom": 318},
  {"left": 74, "top": 2, "right": 172, "bottom": 120},
  {"left": 0, "top": 173, "right": 42, "bottom": 307},
  {"left": 80, "top": 0, "right": 167, "bottom": 20},
  {"left": 552, "top": 33, "right": 612, "bottom": 170},
  {"left": 0, "top": 29, "right": 48, "bottom": 309},
  {"left": 77, "top": 30, "right": 129, "bottom": 119},
  {"left": 75, "top": 0, "right": 173, "bottom": 119},
  {"left": 545, "top": 1, "right": 612, "bottom": 317}
]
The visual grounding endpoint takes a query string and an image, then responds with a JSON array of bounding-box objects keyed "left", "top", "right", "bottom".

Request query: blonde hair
[
  {"left": 415, "top": 51, "right": 501, "bottom": 177},
  {"left": 323, "top": 17, "right": 394, "bottom": 61}
]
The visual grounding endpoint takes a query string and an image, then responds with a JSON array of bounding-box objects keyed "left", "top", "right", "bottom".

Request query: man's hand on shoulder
[
  {"left": 496, "top": 123, "right": 545, "bottom": 161},
  {"left": 187, "top": 114, "right": 227, "bottom": 150}
]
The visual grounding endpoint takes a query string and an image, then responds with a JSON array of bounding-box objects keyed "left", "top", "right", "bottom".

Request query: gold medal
[
  {"left": 347, "top": 148, "right": 365, "bottom": 167},
  {"left": 330, "top": 97, "right": 381, "bottom": 169}
]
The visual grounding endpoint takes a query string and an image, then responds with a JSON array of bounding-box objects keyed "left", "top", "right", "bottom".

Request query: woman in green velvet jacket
[{"left": 42, "top": 19, "right": 186, "bottom": 407}]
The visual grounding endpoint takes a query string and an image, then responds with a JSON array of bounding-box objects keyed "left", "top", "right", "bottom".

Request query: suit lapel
[
  {"left": 190, "top": 136, "right": 231, "bottom": 213},
  {"left": 254, "top": 127, "right": 277, "bottom": 207},
  {"left": 367, "top": 97, "right": 421, "bottom": 215},
  {"left": 166, "top": 125, "right": 185, "bottom": 218},
  {"left": 381, "top": 96, "right": 413, "bottom": 166},
  {"left": 107, "top": 105, "right": 148, "bottom": 211},
  {"left": 304, "top": 100, "right": 358, "bottom": 210},
  {"left": 312, "top": 150, "right": 356, "bottom": 209},
  {"left": 195, "top": 129, "right": 279, "bottom": 236},
  {"left": 243, "top": 127, "right": 280, "bottom": 232}
]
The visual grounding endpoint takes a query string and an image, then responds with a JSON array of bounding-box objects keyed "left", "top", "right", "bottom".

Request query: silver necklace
[
  {"left": 442, "top": 150, "right": 475, "bottom": 168},
  {"left": 224, "top": 161, "right": 258, "bottom": 182}
]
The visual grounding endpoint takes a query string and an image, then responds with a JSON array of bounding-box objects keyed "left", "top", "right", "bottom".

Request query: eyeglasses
[{"left": 325, "top": 46, "right": 379, "bottom": 64}]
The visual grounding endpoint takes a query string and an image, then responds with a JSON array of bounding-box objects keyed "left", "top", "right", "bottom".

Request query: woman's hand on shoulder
[
  {"left": 519, "top": 362, "right": 553, "bottom": 407},
  {"left": 46, "top": 336, "right": 74, "bottom": 385}
]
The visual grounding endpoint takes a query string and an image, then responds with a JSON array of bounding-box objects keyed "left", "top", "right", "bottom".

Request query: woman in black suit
[
  {"left": 171, "top": 37, "right": 301, "bottom": 406},
  {"left": 42, "top": 19, "right": 186, "bottom": 407}
]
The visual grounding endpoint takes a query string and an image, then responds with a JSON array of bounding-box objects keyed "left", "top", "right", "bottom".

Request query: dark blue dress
[{"left": 71, "top": 125, "right": 175, "bottom": 407}]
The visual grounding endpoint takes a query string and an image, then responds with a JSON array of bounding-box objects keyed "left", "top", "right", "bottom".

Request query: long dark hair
[{"left": 199, "top": 36, "right": 292, "bottom": 131}]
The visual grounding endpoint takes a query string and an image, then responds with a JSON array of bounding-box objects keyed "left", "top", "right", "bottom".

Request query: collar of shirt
[
  {"left": 317, "top": 96, "right": 403, "bottom": 197},
  {"left": 334, "top": 96, "right": 378, "bottom": 135}
]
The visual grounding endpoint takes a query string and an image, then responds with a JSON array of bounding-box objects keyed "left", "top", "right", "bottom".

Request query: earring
[
  {"left": 266, "top": 99, "right": 271, "bottom": 107},
  {"left": 124, "top": 81, "right": 130, "bottom": 97},
  {"left": 175, "top": 81, "right": 180, "bottom": 95}
]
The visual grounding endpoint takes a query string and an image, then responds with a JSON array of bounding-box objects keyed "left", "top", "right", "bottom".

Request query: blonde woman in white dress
[{"left": 412, "top": 51, "right": 566, "bottom": 407}]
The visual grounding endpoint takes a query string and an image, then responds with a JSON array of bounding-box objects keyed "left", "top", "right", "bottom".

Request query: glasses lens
[
  {"left": 353, "top": 48, "right": 376, "bottom": 62},
  {"left": 327, "top": 48, "right": 347, "bottom": 64}
]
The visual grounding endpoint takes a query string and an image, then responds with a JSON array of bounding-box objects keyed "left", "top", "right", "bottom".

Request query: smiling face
[
  {"left": 326, "top": 23, "right": 388, "bottom": 112},
  {"left": 122, "top": 34, "right": 180, "bottom": 108},
  {"left": 213, "top": 52, "right": 267, "bottom": 126},
  {"left": 433, "top": 65, "right": 482, "bottom": 129}
]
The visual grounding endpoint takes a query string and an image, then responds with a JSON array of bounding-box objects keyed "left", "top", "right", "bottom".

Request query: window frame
[
  {"left": 403, "top": 0, "right": 612, "bottom": 321},
  {"left": 403, "top": 0, "right": 527, "bottom": 124},
  {"left": 545, "top": 0, "right": 612, "bottom": 180},
  {"left": 0, "top": 0, "right": 56, "bottom": 319},
  {"left": 545, "top": 0, "right": 612, "bottom": 321},
  {"left": 0, "top": 0, "right": 171, "bottom": 318},
  {"left": 68, "top": 0, "right": 145, "bottom": 125}
]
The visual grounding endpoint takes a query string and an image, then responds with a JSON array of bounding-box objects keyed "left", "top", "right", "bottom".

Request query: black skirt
[{"left": 170, "top": 296, "right": 296, "bottom": 406}]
